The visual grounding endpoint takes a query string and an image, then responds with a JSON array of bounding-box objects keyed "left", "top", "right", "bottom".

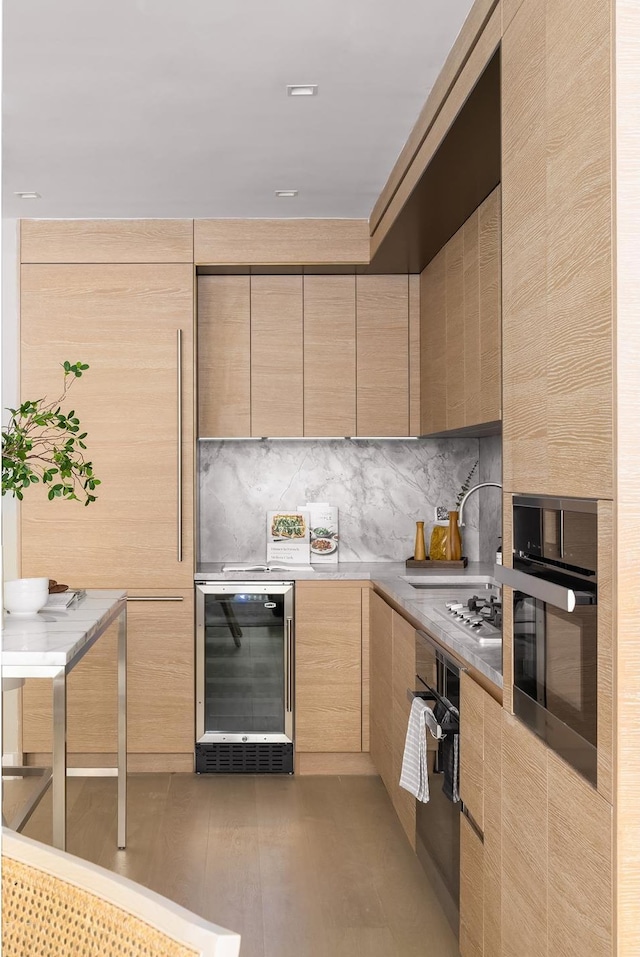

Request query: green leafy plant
[
  {"left": 455, "top": 459, "right": 479, "bottom": 509},
  {"left": 2, "top": 361, "right": 101, "bottom": 506}
]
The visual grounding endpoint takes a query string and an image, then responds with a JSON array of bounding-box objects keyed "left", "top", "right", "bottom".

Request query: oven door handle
[{"left": 494, "top": 564, "right": 576, "bottom": 612}]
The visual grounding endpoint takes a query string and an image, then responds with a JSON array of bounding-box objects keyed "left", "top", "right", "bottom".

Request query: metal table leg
[
  {"left": 52, "top": 668, "right": 67, "bottom": 850},
  {"left": 117, "top": 603, "right": 127, "bottom": 849}
]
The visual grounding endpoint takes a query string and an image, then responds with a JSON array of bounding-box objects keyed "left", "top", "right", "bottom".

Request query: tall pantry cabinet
[{"left": 18, "top": 220, "right": 196, "bottom": 771}]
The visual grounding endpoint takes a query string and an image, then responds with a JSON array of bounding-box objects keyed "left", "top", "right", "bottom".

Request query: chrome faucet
[{"left": 458, "top": 482, "right": 503, "bottom": 526}]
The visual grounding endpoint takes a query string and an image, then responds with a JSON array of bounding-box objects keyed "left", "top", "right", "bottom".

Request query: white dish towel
[{"left": 399, "top": 697, "right": 441, "bottom": 802}]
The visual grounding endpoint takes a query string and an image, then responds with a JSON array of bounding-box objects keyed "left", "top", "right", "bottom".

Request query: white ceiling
[{"left": 2, "top": 0, "right": 475, "bottom": 220}]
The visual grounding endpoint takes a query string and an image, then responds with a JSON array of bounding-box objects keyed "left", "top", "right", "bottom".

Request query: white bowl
[{"left": 3, "top": 577, "right": 49, "bottom": 616}]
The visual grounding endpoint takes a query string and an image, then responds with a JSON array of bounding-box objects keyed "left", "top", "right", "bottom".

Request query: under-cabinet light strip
[{"left": 197, "top": 436, "right": 419, "bottom": 441}]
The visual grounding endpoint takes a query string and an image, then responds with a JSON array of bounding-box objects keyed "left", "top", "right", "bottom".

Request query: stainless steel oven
[{"left": 496, "top": 495, "right": 598, "bottom": 785}]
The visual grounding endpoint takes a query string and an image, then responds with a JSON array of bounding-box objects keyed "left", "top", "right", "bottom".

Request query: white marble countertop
[
  {"left": 1, "top": 590, "right": 126, "bottom": 669},
  {"left": 195, "top": 562, "right": 503, "bottom": 689}
]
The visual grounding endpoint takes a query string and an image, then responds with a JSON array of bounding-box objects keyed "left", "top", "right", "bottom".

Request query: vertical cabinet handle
[
  {"left": 176, "top": 329, "right": 183, "bottom": 562},
  {"left": 285, "top": 617, "right": 293, "bottom": 713}
]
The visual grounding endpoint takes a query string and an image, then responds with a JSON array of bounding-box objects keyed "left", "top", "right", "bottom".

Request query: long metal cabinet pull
[
  {"left": 176, "top": 328, "right": 183, "bottom": 563},
  {"left": 285, "top": 617, "right": 293, "bottom": 713},
  {"left": 126, "top": 597, "right": 184, "bottom": 602}
]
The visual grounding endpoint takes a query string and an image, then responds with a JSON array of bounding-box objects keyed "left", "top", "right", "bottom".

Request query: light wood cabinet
[
  {"left": 459, "top": 673, "right": 502, "bottom": 957},
  {"left": 198, "top": 276, "right": 251, "bottom": 437},
  {"left": 369, "top": 594, "right": 417, "bottom": 846},
  {"left": 20, "top": 218, "right": 194, "bottom": 264},
  {"left": 294, "top": 583, "right": 363, "bottom": 753},
  {"left": 501, "top": 0, "right": 613, "bottom": 498},
  {"left": 390, "top": 611, "right": 416, "bottom": 847},
  {"left": 501, "top": 712, "right": 613, "bottom": 957},
  {"left": 22, "top": 591, "right": 194, "bottom": 760},
  {"left": 198, "top": 273, "right": 414, "bottom": 437},
  {"left": 369, "top": 591, "right": 393, "bottom": 793},
  {"left": 250, "top": 275, "right": 304, "bottom": 437},
  {"left": 303, "top": 275, "right": 356, "bottom": 436},
  {"left": 20, "top": 263, "right": 194, "bottom": 590},
  {"left": 420, "top": 187, "right": 501, "bottom": 436},
  {"left": 356, "top": 275, "right": 410, "bottom": 436}
]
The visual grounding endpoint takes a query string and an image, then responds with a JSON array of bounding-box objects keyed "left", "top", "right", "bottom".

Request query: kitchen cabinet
[
  {"left": 459, "top": 672, "right": 502, "bottom": 957},
  {"left": 501, "top": 0, "right": 613, "bottom": 498},
  {"left": 420, "top": 187, "right": 501, "bottom": 436},
  {"left": 369, "top": 591, "right": 394, "bottom": 793},
  {"left": 303, "top": 275, "right": 356, "bottom": 436},
  {"left": 19, "top": 246, "right": 195, "bottom": 769},
  {"left": 501, "top": 712, "right": 613, "bottom": 957},
  {"left": 251, "top": 275, "right": 304, "bottom": 437},
  {"left": 22, "top": 591, "right": 194, "bottom": 770},
  {"left": 20, "top": 263, "right": 194, "bottom": 590},
  {"left": 369, "top": 593, "right": 417, "bottom": 847},
  {"left": 198, "top": 275, "right": 251, "bottom": 437},
  {"left": 390, "top": 611, "right": 417, "bottom": 847},
  {"left": 197, "top": 273, "right": 414, "bottom": 438},
  {"left": 295, "top": 582, "right": 363, "bottom": 753},
  {"left": 356, "top": 275, "right": 410, "bottom": 436}
]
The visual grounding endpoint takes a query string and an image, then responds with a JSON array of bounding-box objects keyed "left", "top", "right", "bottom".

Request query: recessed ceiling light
[
  {"left": 275, "top": 190, "right": 298, "bottom": 198},
  {"left": 286, "top": 84, "right": 318, "bottom": 97},
  {"left": 14, "top": 191, "right": 41, "bottom": 199}
]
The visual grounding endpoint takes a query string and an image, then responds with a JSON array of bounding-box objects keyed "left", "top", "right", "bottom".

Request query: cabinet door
[
  {"left": 22, "top": 590, "right": 194, "bottom": 759},
  {"left": 20, "top": 264, "right": 194, "bottom": 589},
  {"left": 502, "top": 0, "right": 613, "bottom": 497},
  {"left": 295, "top": 583, "right": 362, "bottom": 752},
  {"left": 501, "top": 713, "right": 548, "bottom": 957},
  {"left": 547, "top": 752, "right": 613, "bottom": 957},
  {"left": 482, "top": 690, "right": 502, "bottom": 957},
  {"left": 198, "top": 275, "right": 250, "bottom": 437},
  {"left": 460, "top": 671, "right": 485, "bottom": 831},
  {"left": 369, "top": 591, "right": 393, "bottom": 791},
  {"left": 460, "top": 812, "right": 484, "bottom": 957},
  {"left": 356, "top": 275, "right": 409, "bottom": 436},
  {"left": 303, "top": 276, "right": 356, "bottom": 436},
  {"left": 250, "top": 275, "right": 303, "bottom": 436},
  {"left": 420, "top": 247, "right": 447, "bottom": 434},
  {"left": 391, "top": 611, "right": 416, "bottom": 847}
]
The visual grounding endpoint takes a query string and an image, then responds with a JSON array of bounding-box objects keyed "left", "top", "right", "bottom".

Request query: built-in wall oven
[
  {"left": 195, "top": 582, "right": 294, "bottom": 774},
  {"left": 414, "top": 629, "right": 461, "bottom": 937},
  {"left": 496, "top": 495, "right": 598, "bottom": 785}
]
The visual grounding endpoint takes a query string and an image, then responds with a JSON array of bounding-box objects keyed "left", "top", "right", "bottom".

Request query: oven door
[{"left": 498, "top": 564, "right": 597, "bottom": 785}]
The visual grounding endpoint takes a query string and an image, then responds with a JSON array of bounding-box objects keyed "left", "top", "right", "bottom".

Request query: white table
[{"left": 2, "top": 590, "right": 127, "bottom": 851}]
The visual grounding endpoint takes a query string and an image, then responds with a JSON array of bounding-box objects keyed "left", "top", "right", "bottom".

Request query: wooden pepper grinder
[{"left": 414, "top": 521, "right": 427, "bottom": 561}]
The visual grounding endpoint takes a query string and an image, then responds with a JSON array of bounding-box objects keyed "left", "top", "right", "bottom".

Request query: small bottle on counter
[
  {"left": 496, "top": 537, "right": 503, "bottom": 565},
  {"left": 414, "top": 521, "right": 427, "bottom": 561}
]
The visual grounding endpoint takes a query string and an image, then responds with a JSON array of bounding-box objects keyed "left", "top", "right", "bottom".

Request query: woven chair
[{"left": 1, "top": 828, "right": 241, "bottom": 956}]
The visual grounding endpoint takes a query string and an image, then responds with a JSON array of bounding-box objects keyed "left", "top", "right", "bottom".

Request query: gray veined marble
[{"left": 198, "top": 438, "right": 482, "bottom": 564}]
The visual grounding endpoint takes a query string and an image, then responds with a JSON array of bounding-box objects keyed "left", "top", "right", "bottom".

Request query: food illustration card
[
  {"left": 266, "top": 510, "right": 310, "bottom": 564},
  {"left": 298, "top": 502, "right": 339, "bottom": 564}
]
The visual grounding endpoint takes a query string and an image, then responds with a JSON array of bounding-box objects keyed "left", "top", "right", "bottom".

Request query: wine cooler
[{"left": 195, "top": 582, "right": 294, "bottom": 773}]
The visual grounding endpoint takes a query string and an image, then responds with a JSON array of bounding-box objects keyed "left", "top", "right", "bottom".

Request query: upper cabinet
[
  {"left": 501, "top": 0, "right": 613, "bottom": 498},
  {"left": 20, "top": 219, "right": 194, "bottom": 264},
  {"left": 198, "top": 272, "right": 415, "bottom": 438},
  {"left": 420, "top": 187, "right": 502, "bottom": 436},
  {"left": 194, "top": 219, "right": 369, "bottom": 266}
]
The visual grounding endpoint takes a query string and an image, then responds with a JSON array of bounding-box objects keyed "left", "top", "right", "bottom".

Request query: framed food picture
[{"left": 266, "top": 510, "right": 311, "bottom": 564}]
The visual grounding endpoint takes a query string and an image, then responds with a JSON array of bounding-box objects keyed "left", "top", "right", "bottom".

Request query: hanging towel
[
  {"left": 434, "top": 697, "right": 460, "bottom": 803},
  {"left": 399, "top": 697, "right": 441, "bottom": 802}
]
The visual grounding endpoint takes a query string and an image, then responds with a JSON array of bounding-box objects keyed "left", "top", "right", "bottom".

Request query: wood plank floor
[{"left": 10, "top": 773, "right": 460, "bottom": 957}]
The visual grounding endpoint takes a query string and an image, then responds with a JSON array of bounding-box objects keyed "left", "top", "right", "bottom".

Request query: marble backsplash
[{"left": 198, "top": 438, "right": 482, "bottom": 564}]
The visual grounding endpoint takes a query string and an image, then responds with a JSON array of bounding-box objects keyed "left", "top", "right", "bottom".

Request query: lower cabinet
[
  {"left": 369, "top": 591, "right": 416, "bottom": 847},
  {"left": 501, "top": 712, "right": 613, "bottom": 957},
  {"left": 294, "top": 582, "right": 364, "bottom": 753},
  {"left": 459, "top": 672, "right": 502, "bottom": 957},
  {"left": 21, "top": 590, "right": 194, "bottom": 771}
]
